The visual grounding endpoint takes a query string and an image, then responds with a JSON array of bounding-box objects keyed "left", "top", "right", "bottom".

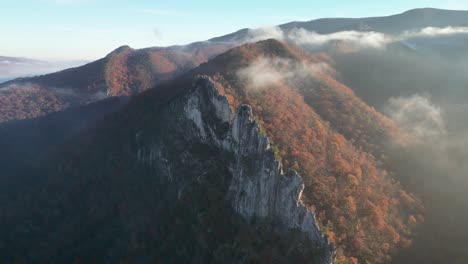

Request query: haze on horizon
[{"left": 1, "top": 0, "right": 468, "bottom": 61}]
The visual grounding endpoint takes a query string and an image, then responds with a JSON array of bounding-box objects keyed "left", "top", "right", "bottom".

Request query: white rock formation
[
  {"left": 186, "top": 76, "right": 335, "bottom": 263},
  {"left": 139, "top": 75, "right": 335, "bottom": 263}
]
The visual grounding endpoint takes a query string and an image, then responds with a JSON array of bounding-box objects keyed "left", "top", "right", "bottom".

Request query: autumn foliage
[
  {"left": 0, "top": 85, "right": 68, "bottom": 123},
  {"left": 197, "top": 39, "right": 423, "bottom": 263},
  {"left": 0, "top": 43, "right": 234, "bottom": 123}
]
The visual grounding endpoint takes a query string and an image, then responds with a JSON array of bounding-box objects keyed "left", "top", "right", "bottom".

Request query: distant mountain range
[
  {"left": 214, "top": 8, "right": 468, "bottom": 43},
  {"left": 0, "top": 56, "right": 87, "bottom": 83},
  {"left": 281, "top": 8, "right": 468, "bottom": 34},
  {"left": 2, "top": 8, "right": 468, "bottom": 123}
]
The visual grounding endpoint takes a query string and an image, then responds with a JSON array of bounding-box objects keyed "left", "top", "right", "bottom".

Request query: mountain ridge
[
  {"left": 279, "top": 8, "right": 468, "bottom": 35},
  {"left": 2, "top": 7, "right": 468, "bottom": 124},
  {"left": 180, "top": 39, "right": 421, "bottom": 263}
]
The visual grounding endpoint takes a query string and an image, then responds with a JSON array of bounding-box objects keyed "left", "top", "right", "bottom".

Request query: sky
[{"left": 1, "top": 0, "right": 467, "bottom": 61}]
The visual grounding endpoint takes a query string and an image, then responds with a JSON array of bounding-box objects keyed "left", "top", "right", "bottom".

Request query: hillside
[
  {"left": 0, "top": 42, "right": 234, "bottom": 123},
  {"left": 184, "top": 39, "right": 421, "bottom": 263},
  {"left": 0, "top": 76, "right": 335, "bottom": 263},
  {"left": 0, "top": 39, "right": 424, "bottom": 263},
  {"left": 0, "top": 96, "right": 128, "bottom": 180}
]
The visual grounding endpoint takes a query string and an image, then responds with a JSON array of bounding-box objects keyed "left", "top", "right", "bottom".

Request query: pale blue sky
[{"left": 1, "top": 0, "right": 467, "bottom": 60}]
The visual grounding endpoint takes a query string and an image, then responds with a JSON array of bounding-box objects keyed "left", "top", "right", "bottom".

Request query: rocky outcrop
[
  {"left": 182, "top": 76, "right": 336, "bottom": 263},
  {"left": 135, "top": 75, "right": 335, "bottom": 263},
  {"left": 227, "top": 105, "right": 332, "bottom": 250}
]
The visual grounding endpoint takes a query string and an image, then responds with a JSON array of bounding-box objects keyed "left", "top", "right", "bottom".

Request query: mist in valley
[
  {"left": 0, "top": 59, "right": 88, "bottom": 84},
  {"left": 242, "top": 25, "right": 468, "bottom": 262},
  {"left": 330, "top": 35, "right": 468, "bottom": 263}
]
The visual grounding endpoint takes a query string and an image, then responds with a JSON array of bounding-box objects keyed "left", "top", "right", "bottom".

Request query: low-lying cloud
[
  {"left": 385, "top": 95, "right": 446, "bottom": 143},
  {"left": 385, "top": 94, "right": 468, "bottom": 185},
  {"left": 0, "top": 60, "right": 87, "bottom": 83},
  {"left": 237, "top": 57, "right": 329, "bottom": 90},
  {"left": 403, "top": 26, "right": 468, "bottom": 38},
  {"left": 245, "top": 26, "right": 391, "bottom": 49},
  {"left": 288, "top": 28, "right": 391, "bottom": 49},
  {"left": 243, "top": 26, "right": 468, "bottom": 51},
  {"left": 0, "top": 82, "right": 108, "bottom": 103}
]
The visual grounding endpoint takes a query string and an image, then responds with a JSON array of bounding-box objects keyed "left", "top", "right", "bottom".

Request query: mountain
[
  {"left": 211, "top": 8, "right": 468, "bottom": 45},
  {"left": 0, "top": 96, "right": 129, "bottom": 181},
  {"left": 187, "top": 39, "right": 422, "bottom": 263},
  {"left": 403, "top": 34, "right": 468, "bottom": 59},
  {"left": 0, "top": 39, "right": 423, "bottom": 264},
  {"left": 326, "top": 29, "right": 468, "bottom": 264},
  {"left": 1, "top": 43, "right": 234, "bottom": 96},
  {"left": 2, "top": 8, "right": 468, "bottom": 263},
  {"left": 279, "top": 8, "right": 468, "bottom": 35},
  {"left": 0, "top": 42, "right": 234, "bottom": 123},
  {"left": 0, "top": 75, "right": 336, "bottom": 263},
  {"left": 2, "top": 8, "right": 468, "bottom": 124}
]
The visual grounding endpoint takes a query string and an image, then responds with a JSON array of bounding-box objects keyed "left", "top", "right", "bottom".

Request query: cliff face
[
  {"left": 227, "top": 106, "right": 329, "bottom": 247},
  {"left": 137, "top": 76, "right": 335, "bottom": 263}
]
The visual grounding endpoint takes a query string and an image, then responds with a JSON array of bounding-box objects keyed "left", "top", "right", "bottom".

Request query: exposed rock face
[
  {"left": 227, "top": 105, "right": 330, "bottom": 247},
  {"left": 176, "top": 76, "right": 336, "bottom": 263}
]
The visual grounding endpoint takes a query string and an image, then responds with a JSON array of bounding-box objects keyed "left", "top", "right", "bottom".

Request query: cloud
[
  {"left": 237, "top": 58, "right": 289, "bottom": 88},
  {"left": 0, "top": 60, "right": 87, "bottom": 81},
  {"left": 0, "top": 83, "right": 37, "bottom": 92},
  {"left": 0, "top": 83, "right": 108, "bottom": 103},
  {"left": 287, "top": 28, "right": 391, "bottom": 49},
  {"left": 241, "top": 26, "right": 468, "bottom": 52},
  {"left": 237, "top": 57, "right": 329, "bottom": 90},
  {"left": 243, "top": 27, "right": 391, "bottom": 49},
  {"left": 402, "top": 26, "right": 468, "bottom": 38},
  {"left": 385, "top": 94, "right": 468, "bottom": 196},
  {"left": 385, "top": 95, "right": 446, "bottom": 143}
]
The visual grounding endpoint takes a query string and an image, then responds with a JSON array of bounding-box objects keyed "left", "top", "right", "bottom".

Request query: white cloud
[
  {"left": 385, "top": 95, "right": 446, "bottom": 142},
  {"left": 0, "top": 60, "right": 86, "bottom": 80},
  {"left": 287, "top": 28, "right": 392, "bottom": 49},
  {"left": 237, "top": 57, "right": 329, "bottom": 90},
  {"left": 402, "top": 26, "right": 468, "bottom": 38},
  {"left": 237, "top": 57, "right": 289, "bottom": 88},
  {"left": 244, "top": 27, "right": 391, "bottom": 49},
  {"left": 242, "top": 26, "right": 468, "bottom": 52}
]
